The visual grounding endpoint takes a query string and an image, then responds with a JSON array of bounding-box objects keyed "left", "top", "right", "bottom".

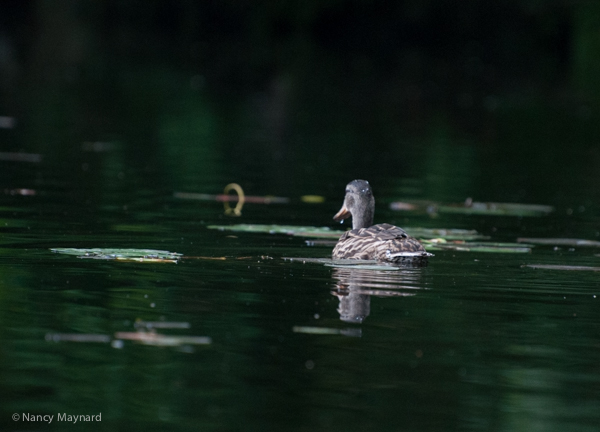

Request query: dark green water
[
  {"left": 2, "top": 139, "right": 600, "bottom": 432},
  {"left": 2, "top": 3, "right": 600, "bottom": 431}
]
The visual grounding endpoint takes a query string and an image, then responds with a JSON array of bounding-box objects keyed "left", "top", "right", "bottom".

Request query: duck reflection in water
[{"left": 331, "top": 266, "right": 426, "bottom": 323}]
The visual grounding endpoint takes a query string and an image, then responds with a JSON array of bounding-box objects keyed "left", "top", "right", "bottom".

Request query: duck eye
[{"left": 345, "top": 189, "right": 350, "bottom": 194}]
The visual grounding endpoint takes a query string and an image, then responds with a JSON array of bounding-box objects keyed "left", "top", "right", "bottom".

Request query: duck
[{"left": 332, "top": 179, "right": 432, "bottom": 265}]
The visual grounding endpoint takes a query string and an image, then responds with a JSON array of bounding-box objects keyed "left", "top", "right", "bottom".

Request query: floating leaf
[
  {"left": 391, "top": 200, "right": 554, "bottom": 217},
  {"left": 292, "top": 326, "right": 341, "bottom": 335},
  {"left": 292, "top": 326, "right": 361, "bottom": 337},
  {"left": 115, "top": 257, "right": 179, "bottom": 263},
  {"left": 525, "top": 264, "right": 600, "bottom": 271},
  {"left": 45, "top": 333, "right": 111, "bottom": 343},
  {"left": 300, "top": 195, "right": 326, "bottom": 203},
  {"left": 389, "top": 201, "right": 420, "bottom": 211},
  {"left": 305, "top": 239, "right": 338, "bottom": 247},
  {"left": 0, "top": 151, "right": 41, "bottom": 163},
  {"left": 208, "top": 224, "right": 486, "bottom": 240},
  {"left": 438, "top": 202, "right": 554, "bottom": 216},
  {"left": 422, "top": 240, "right": 532, "bottom": 253},
  {"left": 114, "top": 332, "right": 212, "bottom": 346},
  {"left": 402, "top": 227, "right": 486, "bottom": 240},
  {"left": 425, "top": 243, "right": 531, "bottom": 253},
  {"left": 184, "top": 256, "right": 227, "bottom": 260},
  {"left": 208, "top": 224, "right": 343, "bottom": 238},
  {"left": 134, "top": 320, "right": 191, "bottom": 330},
  {"left": 4, "top": 188, "right": 36, "bottom": 196},
  {"left": 424, "top": 240, "right": 531, "bottom": 247},
  {"left": 174, "top": 191, "right": 289, "bottom": 204},
  {"left": 50, "top": 248, "right": 183, "bottom": 263},
  {"left": 517, "top": 238, "right": 600, "bottom": 247}
]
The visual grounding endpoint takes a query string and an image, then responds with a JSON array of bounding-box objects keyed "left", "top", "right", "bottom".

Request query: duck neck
[{"left": 352, "top": 203, "right": 374, "bottom": 230}]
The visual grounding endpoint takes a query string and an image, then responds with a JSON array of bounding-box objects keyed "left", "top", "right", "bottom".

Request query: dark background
[{"left": 1, "top": 0, "right": 599, "bottom": 205}]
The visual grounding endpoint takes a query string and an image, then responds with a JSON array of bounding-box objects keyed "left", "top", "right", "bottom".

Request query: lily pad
[
  {"left": 114, "top": 332, "right": 212, "bottom": 346},
  {"left": 50, "top": 248, "right": 183, "bottom": 263},
  {"left": 438, "top": 202, "right": 554, "bottom": 216},
  {"left": 422, "top": 240, "right": 532, "bottom": 253},
  {"left": 403, "top": 228, "right": 487, "bottom": 240},
  {"left": 424, "top": 243, "right": 531, "bottom": 253},
  {"left": 208, "top": 224, "right": 486, "bottom": 240},
  {"left": 208, "top": 224, "right": 343, "bottom": 238},
  {"left": 304, "top": 239, "right": 338, "bottom": 247},
  {"left": 0, "top": 151, "right": 42, "bottom": 163},
  {"left": 292, "top": 326, "right": 362, "bottom": 337},
  {"left": 174, "top": 191, "right": 289, "bottom": 204},
  {"left": 134, "top": 320, "right": 191, "bottom": 330},
  {"left": 517, "top": 238, "right": 600, "bottom": 247},
  {"left": 525, "top": 264, "right": 600, "bottom": 271},
  {"left": 292, "top": 326, "right": 342, "bottom": 335},
  {"left": 391, "top": 200, "right": 554, "bottom": 217},
  {"left": 300, "top": 195, "right": 326, "bottom": 203},
  {"left": 45, "top": 333, "right": 111, "bottom": 343}
]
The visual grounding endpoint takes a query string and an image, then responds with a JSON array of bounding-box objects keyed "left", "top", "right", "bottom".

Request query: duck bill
[{"left": 333, "top": 205, "right": 351, "bottom": 222}]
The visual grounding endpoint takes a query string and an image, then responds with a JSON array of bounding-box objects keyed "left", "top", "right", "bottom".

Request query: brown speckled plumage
[{"left": 332, "top": 180, "right": 432, "bottom": 265}]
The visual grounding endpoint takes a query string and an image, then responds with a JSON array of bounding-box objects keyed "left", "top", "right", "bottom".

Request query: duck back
[{"left": 332, "top": 223, "right": 430, "bottom": 264}]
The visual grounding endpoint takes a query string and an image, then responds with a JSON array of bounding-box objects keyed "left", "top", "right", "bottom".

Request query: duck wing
[{"left": 332, "top": 223, "right": 428, "bottom": 262}]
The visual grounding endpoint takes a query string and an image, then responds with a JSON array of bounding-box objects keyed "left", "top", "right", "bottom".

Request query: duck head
[{"left": 333, "top": 179, "right": 375, "bottom": 230}]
